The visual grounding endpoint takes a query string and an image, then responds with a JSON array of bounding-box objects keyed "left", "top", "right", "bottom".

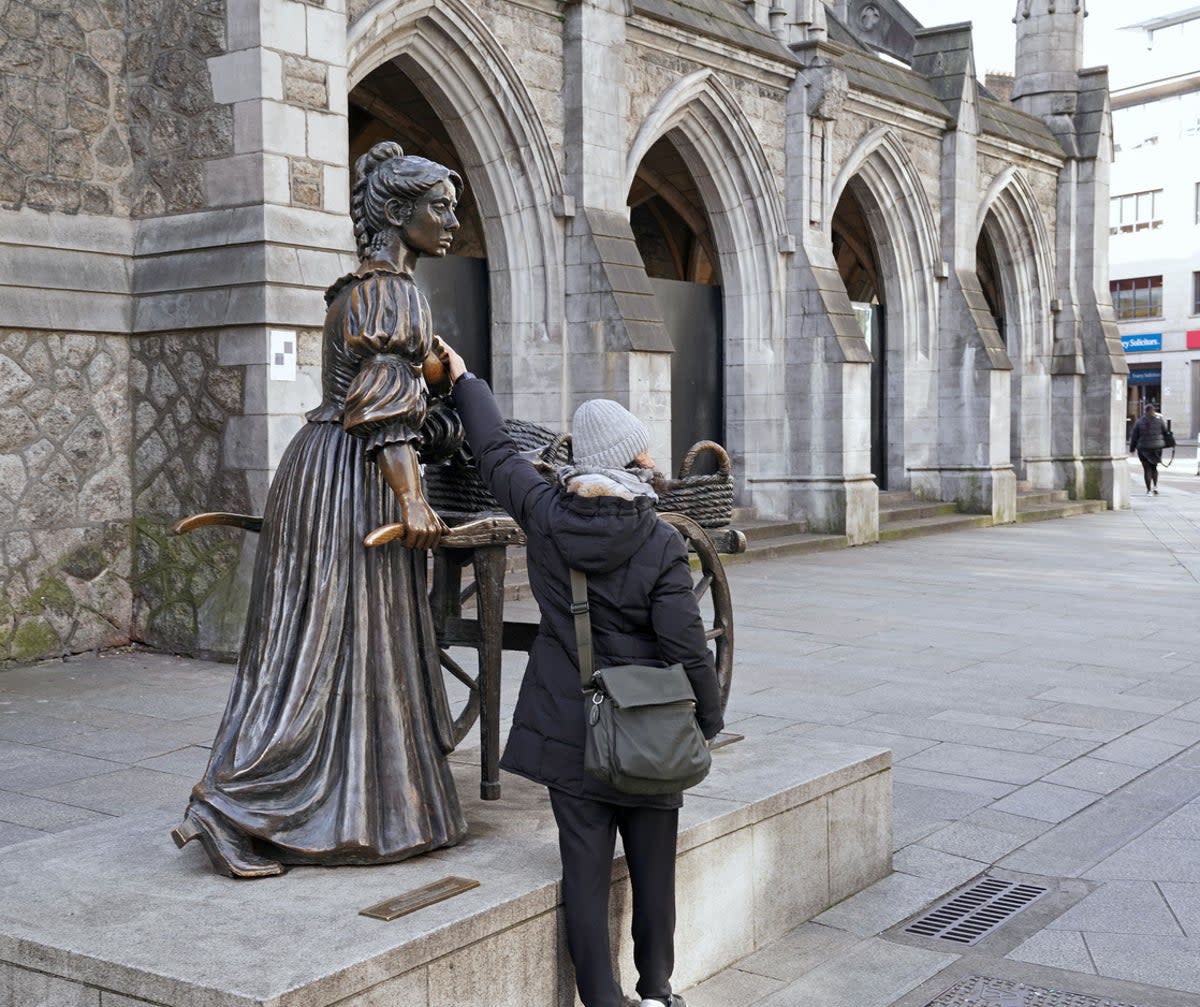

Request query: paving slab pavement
[{"left": 5, "top": 458, "right": 1200, "bottom": 1005}]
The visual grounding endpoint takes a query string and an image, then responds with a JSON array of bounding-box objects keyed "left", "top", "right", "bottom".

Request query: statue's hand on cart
[{"left": 365, "top": 496, "right": 448, "bottom": 550}]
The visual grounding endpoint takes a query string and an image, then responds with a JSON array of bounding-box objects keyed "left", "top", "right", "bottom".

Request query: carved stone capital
[{"left": 803, "top": 64, "right": 848, "bottom": 121}]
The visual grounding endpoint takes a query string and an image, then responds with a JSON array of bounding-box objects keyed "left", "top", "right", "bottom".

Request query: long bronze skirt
[{"left": 193, "top": 420, "right": 466, "bottom": 864}]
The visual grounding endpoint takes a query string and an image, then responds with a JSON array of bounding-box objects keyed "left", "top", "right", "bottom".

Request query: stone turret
[{"left": 1011, "top": 0, "right": 1087, "bottom": 117}]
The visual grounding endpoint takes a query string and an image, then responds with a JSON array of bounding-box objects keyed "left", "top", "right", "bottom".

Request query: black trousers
[
  {"left": 1138, "top": 449, "right": 1161, "bottom": 490},
  {"left": 549, "top": 789, "right": 679, "bottom": 1007}
]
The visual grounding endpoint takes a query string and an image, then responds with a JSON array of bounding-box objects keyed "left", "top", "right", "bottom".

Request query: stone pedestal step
[
  {"left": 878, "top": 499, "right": 960, "bottom": 524},
  {"left": 1016, "top": 488, "right": 1071, "bottom": 507},
  {"left": 722, "top": 530, "right": 848, "bottom": 565},
  {"left": 1015, "top": 499, "right": 1108, "bottom": 523},
  {"left": 879, "top": 512, "right": 995, "bottom": 541},
  {"left": 736, "top": 518, "right": 812, "bottom": 543},
  {"left": 0, "top": 737, "right": 891, "bottom": 1007}
]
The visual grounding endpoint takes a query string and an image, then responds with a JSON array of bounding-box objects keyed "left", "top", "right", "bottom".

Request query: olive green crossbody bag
[{"left": 570, "top": 569, "right": 711, "bottom": 795}]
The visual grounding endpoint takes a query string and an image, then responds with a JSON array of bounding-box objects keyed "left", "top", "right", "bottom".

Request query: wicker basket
[
  {"left": 657, "top": 441, "right": 733, "bottom": 528},
  {"left": 424, "top": 419, "right": 571, "bottom": 518}
]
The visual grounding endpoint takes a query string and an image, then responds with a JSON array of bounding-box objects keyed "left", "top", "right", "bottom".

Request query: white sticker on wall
[{"left": 269, "top": 329, "right": 297, "bottom": 382}]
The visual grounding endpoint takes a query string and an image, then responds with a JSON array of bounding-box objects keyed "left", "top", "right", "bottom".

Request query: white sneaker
[{"left": 640, "top": 998, "right": 685, "bottom": 1007}]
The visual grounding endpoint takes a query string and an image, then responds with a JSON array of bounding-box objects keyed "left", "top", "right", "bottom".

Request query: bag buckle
[{"left": 569, "top": 600, "right": 589, "bottom": 616}]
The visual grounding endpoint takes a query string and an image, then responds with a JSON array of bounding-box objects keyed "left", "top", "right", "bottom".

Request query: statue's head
[{"left": 351, "top": 141, "right": 463, "bottom": 261}]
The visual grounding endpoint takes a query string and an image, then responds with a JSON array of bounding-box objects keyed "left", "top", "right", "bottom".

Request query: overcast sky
[{"left": 901, "top": 1, "right": 1196, "bottom": 89}]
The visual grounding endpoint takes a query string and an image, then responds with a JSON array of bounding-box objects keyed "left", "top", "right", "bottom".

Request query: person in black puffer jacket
[
  {"left": 1129, "top": 403, "right": 1170, "bottom": 495},
  {"left": 440, "top": 339, "right": 723, "bottom": 1007}
]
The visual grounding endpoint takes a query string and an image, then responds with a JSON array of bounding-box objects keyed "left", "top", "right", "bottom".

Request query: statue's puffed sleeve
[{"left": 341, "top": 274, "right": 432, "bottom": 455}]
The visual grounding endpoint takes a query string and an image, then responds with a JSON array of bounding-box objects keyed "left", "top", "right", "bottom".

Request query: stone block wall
[
  {"left": 0, "top": 330, "right": 132, "bottom": 663},
  {"left": 0, "top": 0, "right": 134, "bottom": 215},
  {"left": 129, "top": 331, "right": 252, "bottom": 657},
  {"left": 0, "top": 0, "right": 242, "bottom": 666},
  {"left": 473, "top": 0, "right": 566, "bottom": 168},
  {"left": 127, "top": 0, "right": 232, "bottom": 217}
]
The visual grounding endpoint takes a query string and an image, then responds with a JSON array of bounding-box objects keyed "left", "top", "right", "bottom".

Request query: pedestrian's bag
[{"left": 570, "top": 569, "right": 711, "bottom": 795}]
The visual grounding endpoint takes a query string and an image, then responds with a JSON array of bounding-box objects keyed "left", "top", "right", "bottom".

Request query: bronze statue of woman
[{"left": 171, "top": 141, "right": 468, "bottom": 877}]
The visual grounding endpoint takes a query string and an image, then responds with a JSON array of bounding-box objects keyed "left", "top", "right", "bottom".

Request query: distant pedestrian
[{"left": 1129, "top": 403, "right": 1169, "bottom": 495}]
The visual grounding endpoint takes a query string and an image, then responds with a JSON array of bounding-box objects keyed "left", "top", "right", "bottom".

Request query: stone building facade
[{"left": 0, "top": 0, "right": 1126, "bottom": 663}]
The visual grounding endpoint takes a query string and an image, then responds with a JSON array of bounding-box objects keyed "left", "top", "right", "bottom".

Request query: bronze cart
[{"left": 174, "top": 510, "right": 742, "bottom": 801}]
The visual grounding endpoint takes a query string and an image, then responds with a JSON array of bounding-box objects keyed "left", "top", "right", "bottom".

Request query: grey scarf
[{"left": 557, "top": 464, "right": 659, "bottom": 502}]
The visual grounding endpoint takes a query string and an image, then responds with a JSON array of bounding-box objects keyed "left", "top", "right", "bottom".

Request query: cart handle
[
  {"left": 365, "top": 515, "right": 526, "bottom": 549},
  {"left": 173, "top": 512, "right": 263, "bottom": 535}
]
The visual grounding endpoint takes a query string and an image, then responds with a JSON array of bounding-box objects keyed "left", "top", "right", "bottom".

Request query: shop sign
[
  {"left": 1127, "top": 365, "right": 1162, "bottom": 386},
  {"left": 1121, "top": 333, "right": 1162, "bottom": 353}
]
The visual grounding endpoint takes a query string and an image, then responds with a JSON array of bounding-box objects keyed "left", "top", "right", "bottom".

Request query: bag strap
[{"left": 569, "top": 569, "right": 594, "bottom": 689}]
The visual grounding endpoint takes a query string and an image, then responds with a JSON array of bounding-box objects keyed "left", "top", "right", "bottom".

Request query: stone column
[
  {"left": 561, "top": 0, "right": 673, "bottom": 456},
  {"left": 1071, "top": 68, "right": 1129, "bottom": 508},
  {"left": 1012, "top": 0, "right": 1086, "bottom": 119},
  {"left": 913, "top": 25, "right": 1015, "bottom": 522},
  {"left": 1013, "top": 2, "right": 1127, "bottom": 508},
  {"left": 196, "top": 0, "right": 353, "bottom": 510},
  {"left": 763, "top": 39, "right": 878, "bottom": 544}
]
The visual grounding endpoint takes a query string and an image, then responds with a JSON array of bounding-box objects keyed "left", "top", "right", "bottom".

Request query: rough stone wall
[
  {"left": 473, "top": 0, "right": 565, "bottom": 170},
  {"left": 0, "top": 0, "right": 135, "bottom": 214},
  {"left": 627, "top": 42, "right": 789, "bottom": 182},
  {"left": 979, "top": 152, "right": 1059, "bottom": 222},
  {"left": 127, "top": 0, "right": 231, "bottom": 216},
  {"left": 129, "top": 331, "right": 251, "bottom": 656},
  {"left": 0, "top": 330, "right": 132, "bottom": 663}
]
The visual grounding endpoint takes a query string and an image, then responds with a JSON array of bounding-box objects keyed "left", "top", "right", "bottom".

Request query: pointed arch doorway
[
  {"left": 628, "top": 137, "right": 724, "bottom": 471},
  {"left": 976, "top": 225, "right": 1019, "bottom": 478},
  {"left": 832, "top": 186, "right": 889, "bottom": 490},
  {"left": 348, "top": 61, "right": 492, "bottom": 381}
]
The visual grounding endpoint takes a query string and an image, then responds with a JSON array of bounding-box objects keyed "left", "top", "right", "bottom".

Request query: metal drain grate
[
  {"left": 923, "top": 974, "right": 1145, "bottom": 1006},
  {"left": 905, "top": 877, "right": 1048, "bottom": 945}
]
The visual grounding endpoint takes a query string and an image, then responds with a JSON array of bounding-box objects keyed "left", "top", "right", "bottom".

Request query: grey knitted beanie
[{"left": 571, "top": 399, "right": 650, "bottom": 469}]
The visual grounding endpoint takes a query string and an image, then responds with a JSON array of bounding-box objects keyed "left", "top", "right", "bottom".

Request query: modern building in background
[
  {"left": 0, "top": 0, "right": 1127, "bottom": 663},
  {"left": 1108, "top": 7, "right": 1200, "bottom": 438}
]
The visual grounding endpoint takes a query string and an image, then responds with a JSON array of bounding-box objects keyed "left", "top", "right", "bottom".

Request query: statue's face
[{"left": 399, "top": 179, "right": 459, "bottom": 257}]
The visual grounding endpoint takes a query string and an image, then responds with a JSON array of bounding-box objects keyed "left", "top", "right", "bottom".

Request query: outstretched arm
[
  {"left": 438, "top": 338, "right": 557, "bottom": 534},
  {"left": 369, "top": 442, "right": 449, "bottom": 550}
]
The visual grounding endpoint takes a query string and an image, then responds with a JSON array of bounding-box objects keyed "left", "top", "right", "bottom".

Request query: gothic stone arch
[
  {"left": 348, "top": 0, "right": 565, "bottom": 417},
  {"left": 978, "top": 166, "right": 1057, "bottom": 487},
  {"left": 625, "top": 70, "right": 788, "bottom": 500},
  {"left": 831, "top": 127, "right": 941, "bottom": 489}
]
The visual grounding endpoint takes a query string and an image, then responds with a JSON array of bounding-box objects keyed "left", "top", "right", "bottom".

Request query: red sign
[{"left": 1188, "top": 330, "right": 1200, "bottom": 350}]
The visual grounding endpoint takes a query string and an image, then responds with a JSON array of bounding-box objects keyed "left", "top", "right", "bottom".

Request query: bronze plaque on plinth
[{"left": 359, "top": 876, "right": 480, "bottom": 921}]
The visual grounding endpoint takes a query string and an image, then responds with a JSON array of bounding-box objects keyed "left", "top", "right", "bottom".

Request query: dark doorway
[
  {"left": 977, "top": 224, "right": 1017, "bottom": 476},
  {"left": 349, "top": 63, "right": 491, "bottom": 381},
  {"left": 629, "top": 137, "right": 724, "bottom": 470},
  {"left": 832, "top": 188, "right": 888, "bottom": 489},
  {"left": 651, "top": 279, "right": 723, "bottom": 465},
  {"left": 414, "top": 257, "right": 491, "bottom": 383}
]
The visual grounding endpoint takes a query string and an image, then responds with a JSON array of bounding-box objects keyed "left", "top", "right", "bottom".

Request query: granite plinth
[{"left": 0, "top": 734, "right": 891, "bottom": 1007}]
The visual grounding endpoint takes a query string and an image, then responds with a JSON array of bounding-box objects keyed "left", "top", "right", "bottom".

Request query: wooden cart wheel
[
  {"left": 428, "top": 551, "right": 486, "bottom": 748},
  {"left": 658, "top": 512, "right": 734, "bottom": 714},
  {"left": 440, "top": 644, "right": 482, "bottom": 747}
]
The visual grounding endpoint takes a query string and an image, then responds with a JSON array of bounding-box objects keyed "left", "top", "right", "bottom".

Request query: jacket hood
[{"left": 548, "top": 489, "right": 659, "bottom": 573}]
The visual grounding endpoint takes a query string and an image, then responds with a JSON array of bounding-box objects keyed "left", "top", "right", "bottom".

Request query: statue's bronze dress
[{"left": 191, "top": 266, "right": 466, "bottom": 864}]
